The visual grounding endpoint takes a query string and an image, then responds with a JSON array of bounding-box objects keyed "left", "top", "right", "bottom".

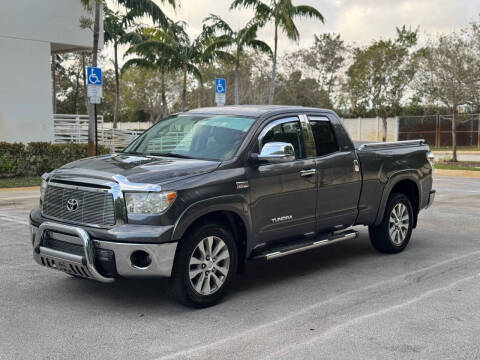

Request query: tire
[
  {"left": 369, "top": 193, "right": 414, "bottom": 254},
  {"left": 170, "top": 222, "right": 238, "bottom": 308}
]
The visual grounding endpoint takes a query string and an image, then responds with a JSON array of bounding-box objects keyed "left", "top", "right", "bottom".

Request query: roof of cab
[{"left": 186, "top": 105, "right": 335, "bottom": 118}]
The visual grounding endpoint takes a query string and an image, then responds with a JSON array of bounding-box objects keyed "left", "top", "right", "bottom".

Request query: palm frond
[
  {"left": 133, "top": 39, "right": 178, "bottom": 56},
  {"left": 203, "top": 14, "right": 234, "bottom": 35},
  {"left": 187, "top": 63, "right": 203, "bottom": 83},
  {"left": 248, "top": 39, "right": 273, "bottom": 57},
  {"left": 279, "top": 11, "right": 300, "bottom": 41},
  {"left": 121, "top": 58, "right": 155, "bottom": 74},
  {"left": 114, "top": 0, "right": 175, "bottom": 27},
  {"left": 294, "top": 5, "right": 324, "bottom": 23}
]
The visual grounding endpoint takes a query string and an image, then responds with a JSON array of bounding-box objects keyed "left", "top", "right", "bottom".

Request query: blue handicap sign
[
  {"left": 87, "top": 67, "right": 103, "bottom": 85},
  {"left": 215, "top": 78, "right": 226, "bottom": 94}
]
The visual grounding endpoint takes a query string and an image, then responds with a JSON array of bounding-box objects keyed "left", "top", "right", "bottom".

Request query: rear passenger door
[{"left": 307, "top": 115, "right": 362, "bottom": 234}]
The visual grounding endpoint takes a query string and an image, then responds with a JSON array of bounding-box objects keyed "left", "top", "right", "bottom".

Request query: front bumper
[{"left": 31, "top": 221, "right": 178, "bottom": 282}]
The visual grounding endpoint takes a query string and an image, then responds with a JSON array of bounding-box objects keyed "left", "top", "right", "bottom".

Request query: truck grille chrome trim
[
  {"left": 42, "top": 183, "right": 115, "bottom": 228},
  {"left": 33, "top": 222, "right": 114, "bottom": 283}
]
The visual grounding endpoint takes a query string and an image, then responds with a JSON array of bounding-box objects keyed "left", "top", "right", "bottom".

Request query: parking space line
[
  {"left": 157, "top": 250, "right": 480, "bottom": 360},
  {"left": 264, "top": 273, "right": 480, "bottom": 359}
]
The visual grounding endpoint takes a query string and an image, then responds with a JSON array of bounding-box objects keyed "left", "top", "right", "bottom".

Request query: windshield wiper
[
  {"left": 148, "top": 152, "right": 194, "bottom": 159},
  {"left": 121, "top": 151, "right": 144, "bottom": 155}
]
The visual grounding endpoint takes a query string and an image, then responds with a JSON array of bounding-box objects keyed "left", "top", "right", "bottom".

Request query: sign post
[
  {"left": 86, "top": 67, "right": 103, "bottom": 155},
  {"left": 215, "top": 78, "right": 226, "bottom": 106}
]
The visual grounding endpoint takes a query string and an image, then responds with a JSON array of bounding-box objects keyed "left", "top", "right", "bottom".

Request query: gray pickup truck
[{"left": 30, "top": 106, "right": 435, "bottom": 307}]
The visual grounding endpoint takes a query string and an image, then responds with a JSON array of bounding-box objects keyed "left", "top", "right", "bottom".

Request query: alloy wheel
[
  {"left": 189, "top": 236, "right": 230, "bottom": 296},
  {"left": 389, "top": 203, "right": 410, "bottom": 245}
]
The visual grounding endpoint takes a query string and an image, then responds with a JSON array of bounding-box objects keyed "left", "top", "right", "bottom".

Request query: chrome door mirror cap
[{"left": 257, "top": 142, "right": 295, "bottom": 163}]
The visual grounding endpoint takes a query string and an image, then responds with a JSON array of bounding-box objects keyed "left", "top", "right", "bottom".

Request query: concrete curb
[
  {"left": 0, "top": 186, "right": 40, "bottom": 193},
  {"left": 435, "top": 169, "right": 480, "bottom": 178}
]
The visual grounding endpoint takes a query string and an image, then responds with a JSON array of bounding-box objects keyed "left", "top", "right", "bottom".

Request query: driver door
[{"left": 248, "top": 116, "right": 318, "bottom": 246}]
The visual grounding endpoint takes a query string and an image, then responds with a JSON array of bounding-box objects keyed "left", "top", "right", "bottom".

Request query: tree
[
  {"left": 166, "top": 21, "right": 204, "bottom": 112},
  {"left": 122, "top": 25, "right": 181, "bottom": 121},
  {"left": 230, "top": 0, "right": 324, "bottom": 104},
  {"left": 80, "top": 0, "right": 176, "bottom": 154},
  {"left": 414, "top": 32, "right": 475, "bottom": 161},
  {"left": 203, "top": 14, "right": 272, "bottom": 105},
  {"left": 301, "top": 33, "right": 348, "bottom": 108},
  {"left": 104, "top": 8, "right": 139, "bottom": 128},
  {"left": 346, "top": 26, "right": 419, "bottom": 142}
]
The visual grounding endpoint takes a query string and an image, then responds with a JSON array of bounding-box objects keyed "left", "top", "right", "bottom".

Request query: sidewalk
[
  {"left": 435, "top": 169, "right": 480, "bottom": 178},
  {"left": 433, "top": 151, "right": 480, "bottom": 162},
  {"left": 0, "top": 188, "right": 39, "bottom": 208}
]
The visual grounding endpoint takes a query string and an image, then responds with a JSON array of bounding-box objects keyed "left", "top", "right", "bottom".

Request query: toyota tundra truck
[{"left": 29, "top": 106, "right": 435, "bottom": 307}]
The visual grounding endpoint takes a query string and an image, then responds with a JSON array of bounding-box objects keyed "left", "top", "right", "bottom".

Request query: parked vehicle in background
[{"left": 29, "top": 106, "right": 435, "bottom": 307}]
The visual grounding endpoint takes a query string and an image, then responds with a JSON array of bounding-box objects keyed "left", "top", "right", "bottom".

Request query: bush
[{"left": 0, "top": 142, "right": 110, "bottom": 178}]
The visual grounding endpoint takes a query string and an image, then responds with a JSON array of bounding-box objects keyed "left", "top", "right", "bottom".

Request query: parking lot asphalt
[{"left": 0, "top": 175, "right": 479, "bottom": 360}]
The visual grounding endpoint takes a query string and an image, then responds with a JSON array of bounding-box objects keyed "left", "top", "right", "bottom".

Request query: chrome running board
[{"left": 253, "top": 229, "right": 358, "bottom": 261}]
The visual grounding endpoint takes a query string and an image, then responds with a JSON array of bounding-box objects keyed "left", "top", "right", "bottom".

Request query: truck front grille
[{"left": 42, "top": 184, "right": 115, "bottom": 227}]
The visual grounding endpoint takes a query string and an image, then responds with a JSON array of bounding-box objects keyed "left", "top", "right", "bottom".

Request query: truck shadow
[{"left": 55, "top": 231, "right": 381, "bottom": 312}]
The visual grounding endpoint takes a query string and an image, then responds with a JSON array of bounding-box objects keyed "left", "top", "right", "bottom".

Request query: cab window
[
  {"left": 260, "top": 119, "right": 305, "bottom": 159},
  {"left": 309, "top": 118, "right": 339, "bottom": 156}
]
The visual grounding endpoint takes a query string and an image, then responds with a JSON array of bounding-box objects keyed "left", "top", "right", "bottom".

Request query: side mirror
[{"left": 256, "top": 142, "right": 295, "bottom": 163}]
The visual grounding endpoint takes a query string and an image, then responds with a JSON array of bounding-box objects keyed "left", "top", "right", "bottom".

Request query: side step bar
[{"left": 253, "top": 229, "right": 358, "bottom": 261}]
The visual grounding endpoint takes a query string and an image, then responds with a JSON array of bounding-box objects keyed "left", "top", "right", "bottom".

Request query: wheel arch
[
  {"left": 374, "top": 172, "right": 420, "bottom": 227},
  {"left": 171, "top": 196, "right": 252, "bottom": 269}
]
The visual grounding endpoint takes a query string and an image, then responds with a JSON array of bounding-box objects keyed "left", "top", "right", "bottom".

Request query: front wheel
[
  {"left": 170, "top": 222, "right": 238, "bottom": 308},
  {"left": 369, "top": 193, "right": 414, "bottom": 254}
]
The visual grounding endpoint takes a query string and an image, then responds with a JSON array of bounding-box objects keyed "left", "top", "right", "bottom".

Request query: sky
[{"left": 105, "top": 0, "right": 480, "bottom": 67}]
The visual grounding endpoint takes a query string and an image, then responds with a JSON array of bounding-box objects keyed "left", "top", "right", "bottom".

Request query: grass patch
[
  {"left": 0, "top": 176, "right": 42, "bottom": 188},
  {"left": 435, "top": 161, "right": 480, "bottom": 171}
]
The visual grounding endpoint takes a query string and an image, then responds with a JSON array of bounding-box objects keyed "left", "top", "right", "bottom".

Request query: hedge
[{"left": 0, "top": 142, "right": 110, "bottom": 178}]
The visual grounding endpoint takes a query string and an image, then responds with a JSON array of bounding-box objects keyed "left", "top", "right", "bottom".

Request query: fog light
[{"left": 130, "top": 250, "right": 152, "bottom": 269}]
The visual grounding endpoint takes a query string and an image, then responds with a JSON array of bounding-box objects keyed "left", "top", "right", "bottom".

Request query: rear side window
[{"left": 309, "top": 119, "right": 338, "bottom": 156}]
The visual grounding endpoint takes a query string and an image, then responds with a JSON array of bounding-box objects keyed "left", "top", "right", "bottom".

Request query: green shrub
[{"left": 0, "top": 142, "right": 110, "bottom": 178}]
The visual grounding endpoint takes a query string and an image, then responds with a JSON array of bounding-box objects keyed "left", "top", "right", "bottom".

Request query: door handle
[
  {"left": 353, "top": 160, "right": 360, "bottom": 172},
  {"left": 300, "top": 169, "right": 317, "bottom": 177}
]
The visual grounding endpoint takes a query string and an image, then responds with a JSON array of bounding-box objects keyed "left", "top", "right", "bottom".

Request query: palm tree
[
  {"left": 203, "top": 14, "right": 272, "bottom": 105},
  {"left": 230, "top": 0, "right": 324, "bottom": 104},
  {"left": 80, "top": 0, "right": 176, "bottom": 154},
  {"left": 123, "top": 21, "right": 205, "bottom": 116},
  {"left": 104, "top": 7, "right": 142, "bottom": 128},
  {"left": 166, "top": 22, "right": 204, "bottom": 111}
]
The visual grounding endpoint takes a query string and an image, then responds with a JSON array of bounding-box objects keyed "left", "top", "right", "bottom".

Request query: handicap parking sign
[
  {"left": 87, "top": 67, "right": 102, "bottom": 85},
  {"left": 215, "top": 78, "right": 226, "bottom": 94}
]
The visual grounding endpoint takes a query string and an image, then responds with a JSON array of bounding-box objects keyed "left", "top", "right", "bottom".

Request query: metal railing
[
  {"left": 103, "top": 128, "right": 142, "bottom": 153},
  {"left": 53, "top": 114, "right": 104, "bottom": 144},
  {"left": 53, "top": 114, "right": 142, "bottom": 152}
]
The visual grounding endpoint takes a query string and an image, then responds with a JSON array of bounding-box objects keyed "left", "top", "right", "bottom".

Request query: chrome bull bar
[{"left": 33, "top": 222, "right": 114, "bottom": 283}]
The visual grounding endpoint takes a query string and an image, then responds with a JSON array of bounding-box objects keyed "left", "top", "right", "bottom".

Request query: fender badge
[{"left": 236, "top": 181, "right": 249, "bottom": 189}]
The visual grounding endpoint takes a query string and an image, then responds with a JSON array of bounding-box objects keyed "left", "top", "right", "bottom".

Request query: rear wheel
[
  {"left": 170, "top": 222, "right": 238, "bottom": 308},
  {"left": 369, "top": 193, "right": 413, "bottom": 254}
]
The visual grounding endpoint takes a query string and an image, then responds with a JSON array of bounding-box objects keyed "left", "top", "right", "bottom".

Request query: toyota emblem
[{"left": 66, "top": 198, "right": 79, "bottom": 212}]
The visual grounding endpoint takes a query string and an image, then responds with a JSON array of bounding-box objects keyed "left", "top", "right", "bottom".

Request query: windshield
[{"left": 123, "top": 114, "right": 256, "bottom": 161}]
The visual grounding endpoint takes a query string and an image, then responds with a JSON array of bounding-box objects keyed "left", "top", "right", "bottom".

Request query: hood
[{"left": 51, "top": 154, "right": 221, "bottom": 185}]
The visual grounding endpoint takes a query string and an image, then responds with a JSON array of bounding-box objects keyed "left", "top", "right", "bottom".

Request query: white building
[{"left": 0, "top": 0, "right": 103, "bottom": 143}]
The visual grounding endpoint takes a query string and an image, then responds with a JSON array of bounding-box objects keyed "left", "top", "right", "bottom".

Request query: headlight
[
  {"left": 125, "top": 191, "right": 177, "bottom": 214},
  {"left": 40, "top": 179, "right": 47, "bottom": 203}
]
